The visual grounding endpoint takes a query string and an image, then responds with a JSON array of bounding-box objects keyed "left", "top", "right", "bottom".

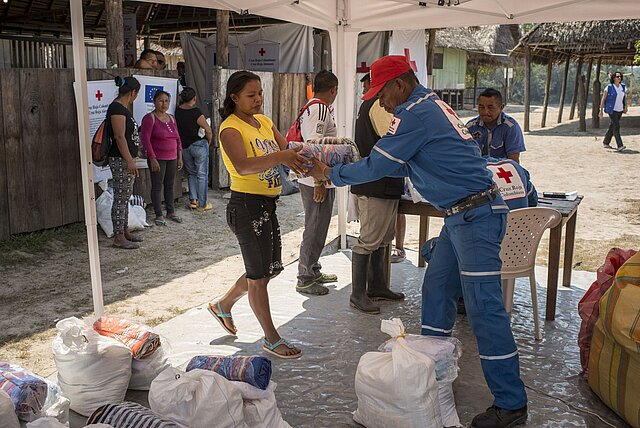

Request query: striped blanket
[
  {"left": 0, "top": 364, "right": 48, "bottom": 421},
  {"left": 186, "top": 355, "right": 272, "bottom": 390},
  {"left": 93, "top": 317, "right": 160, "bottom": 360},
  {"left": 287, "top": 137, "right": 360, "bottom": 181},
  {"left": 86, "top": 402, "right": 178, "bottom": 427},
  {"left": 588, "top": 251, "right": 640, "bottom": 428}
]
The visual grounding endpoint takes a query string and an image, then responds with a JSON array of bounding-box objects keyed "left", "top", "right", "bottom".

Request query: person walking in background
[
  {"left": 294, "top": 70, "right": 340, "bottom": 296},
  {"left": 176, "top": 87, "right": 213, "bottom": 212},
  {"left": 140, "top": 90, "right": 183, "bottom": 226},
  {"left": 209, "top": 70, "right": 307, "bottom": 359},
  {"left": 108, "top": 76, "right": 143, "bottom": 250},
  {"left": 600, "top": 71, "right": 628, "bottom": 152},
  {"left": 467, "top": 88, "right": 526, "bottom": 163},
  {"left": 349, "top": 72, "right": 405, "bottom": 314}
]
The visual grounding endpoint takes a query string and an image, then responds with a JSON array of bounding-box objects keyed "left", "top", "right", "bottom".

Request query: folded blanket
[
  {"left": 0, "top": 364, "right": 48, "bottom": 421},
  {"left": 87, "top": 402, "right": 178, "bottom": 427},
  {"left": 186, "top": 355, "right": 272, "bottom": 390},
  {"left": 287, "top": 137, "right": 360, "bottom": 181},
  {"left": 93, "top": 317, "right": 160, "bottom": 360}
]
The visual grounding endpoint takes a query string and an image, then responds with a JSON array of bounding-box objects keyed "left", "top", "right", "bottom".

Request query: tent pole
[
  {"left": 557, "top": 57, "right": 570, "bottom": 123},
  {"left": 523, "top": 45, "right": 531, "bottom": 132},
  {"left": 592, "top": 58, "right": 602, "bottom": 129},
  {"left": 69, "top": 0, "right": 105, "bottom": 316},
  {"left": 541, "top": 52, "right": 553, "bottom": 128},
  {"left": 569, "top": 55, "right": 583, "bottom": 120}
]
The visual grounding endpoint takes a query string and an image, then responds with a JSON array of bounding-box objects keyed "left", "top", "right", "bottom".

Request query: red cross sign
[
  {"left": 95, "top": 90, "right": 103, "bottom": 101},
  {"left": 496, "top": 167, "right": 513, "bottom": 183},
  {"left": 258, "top": 48, "right": 266, "bottom": 56},
  {"left": 356, "top": 61, "right": 369, "bottom": 73},
  {"left": 404, "top": 48, "right": 418, "bottom": 72}
]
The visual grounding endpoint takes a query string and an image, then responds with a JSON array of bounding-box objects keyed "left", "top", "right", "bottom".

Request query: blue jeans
[{"left": 182, "top": 139, "right": 210, "bottom": 207}]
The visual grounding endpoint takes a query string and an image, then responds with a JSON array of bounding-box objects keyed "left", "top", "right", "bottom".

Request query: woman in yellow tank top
[{"left": 208, "top": 71, "right": 307, "bottom": 359}]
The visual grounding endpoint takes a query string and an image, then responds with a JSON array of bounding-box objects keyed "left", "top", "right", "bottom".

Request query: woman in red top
[{"left": 140, "top": 90, "right": 183, "bottom": 226}]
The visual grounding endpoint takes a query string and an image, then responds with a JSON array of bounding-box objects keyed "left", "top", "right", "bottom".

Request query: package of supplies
[
  {"left": 96, "top": 192, "right": 148, "bottom": 238},
  {"left": 0, "top": 390, "right": 20, "bottom": 428},
  {"left": 186, "top": 356, "right": 271, "bottom": 390},
  {"left": 25, "top": 417, "right": 67, "bottom": 428},
  {"left": 149, "top": 367, "right": 247, "bottom": 428},
  {"left": 353, "top": 319, "right": 441, "bottom": 428},
  {"left": 378, "top": 319, "right": 462, "bottom": 427},
  {"left": 129, "top": 345, "right": 170, "bottom": 391},
  {"left": 87, "top": 402, "right": 178, "bottom": 427},
  {"left": 52, "top": 317, "right": 132, "bottom": 417},
  {"left": 0, "top": 363, "right": 69, "bottom": 424},
  {"left": 93, "top": 317, "right": 161, "bottom": 360},
  {"left": 230, "top": 381, "right": 276, "bottom": 401},
  {"left": 242, "top": 393, "right": 291, "bottom": 428},
  {"left": 287, "top": 137, "right": 360, "bottom": 181}
]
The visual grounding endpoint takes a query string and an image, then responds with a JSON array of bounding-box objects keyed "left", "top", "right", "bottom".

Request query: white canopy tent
[{"left": 69, "top": 0, "right": 640, "bottom": 314}]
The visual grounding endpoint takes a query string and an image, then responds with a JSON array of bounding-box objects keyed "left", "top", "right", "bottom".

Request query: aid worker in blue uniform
[
  {"left": 467, "top": 88, "right": 526, "bottom": 163},
  {"left": 309, "top": 55, "right": 528, "bottom": 428},
  {"left": 422, "top": 157, "right": 538, "bottom": 319}
]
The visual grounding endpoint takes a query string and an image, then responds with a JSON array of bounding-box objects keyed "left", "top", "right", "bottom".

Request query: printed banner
[
  {"left": 132, "top": 75, "right": 178, "bottom": 126},
  {"left": 245, "top": 42, "right": 279, "bottom": 72},
  {"left": 389, "top": 30, "right": 427, "bottom": 86}
]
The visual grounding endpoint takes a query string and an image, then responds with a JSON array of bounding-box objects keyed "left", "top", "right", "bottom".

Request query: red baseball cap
[{"left": 362, "top": 55, "right": 412, "bottom": 100}]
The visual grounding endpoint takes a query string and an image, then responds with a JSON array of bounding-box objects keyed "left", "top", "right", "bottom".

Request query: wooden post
[
  {"left": 541, "top": 53, "right": 554, "bottom": 128},
  {"left": 569, "top": 56, "right": 583, "bottom": 120},
  {"left": 473, "top": 65, "right": 478, "bottom": 108},
  {"left": 578, "top": 74, "right": 587, "bottom": 131},
  {"left": 583, "top": 58, "right": 593, "bottom": 122},
  {"left": 216, "top": 10, "right": 229, "bottom": 68},
  {"left": 426, "top": 29, "right": 436, "bottom": 88},
  {"left": 523, "top": 46, "right": 531, "bottom": 132},
  {"left": 558, "top": 57, "right": 570, "bottom": 123},
  {"left": 592, "top": 58, "right": 602, "bottom": 128},
  {"left": 104, "top": 0, "right": 125, "bottom": 67}
]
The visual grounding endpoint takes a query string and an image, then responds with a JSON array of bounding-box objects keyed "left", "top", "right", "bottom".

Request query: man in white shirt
[{"left": 296, "top": 71, "right": 340, "bottom": 295}]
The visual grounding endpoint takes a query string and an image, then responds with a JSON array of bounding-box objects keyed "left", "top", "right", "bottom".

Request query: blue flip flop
[
  {"left": 263, "top": 337, "right": 302, "bottom": 359},
  {"left": 208, "top": 302, "right": 237, "bottom": 336}
]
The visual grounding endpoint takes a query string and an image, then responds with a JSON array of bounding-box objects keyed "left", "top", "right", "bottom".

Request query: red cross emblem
[
  {"left": 95, "top": 90, "right": 103, "bottom": 101},
  {"left": 404, "top": 48, "right": 418, "bottom": 72},
  {"left": 356, "top": 61, "right": 369, "bottom": 73},
  {"left": 258, "top": 48, "right": 266, "bottom": 56},
  {"left": 496, "top": 167, "right": 513, "bottom": 183}
]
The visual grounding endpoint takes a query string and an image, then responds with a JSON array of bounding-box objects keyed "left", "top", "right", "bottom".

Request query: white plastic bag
[
  {"left": 149, "top": 367, "right": 247, "bottom": 428},
  {"left": 353, "top": 319, "right": 442, "bottom": 428},
  {"left": 52, "top": 317, "right": 132, "bottom": 417},
  {"left": 129, "top": 345, "right": 170, "bottom": 390},
  {"left": 96, "top": 192, "right": 148, "bottom": 238},
  {"left": 0, "top": 390, "right": 20, "bottom": 428},
  {"left": 230, "top": 381, "right": 276, "bottom": 401},
  {"left": 25, "top": 417, "right": 67, "bottom": 428},
  {"left": 234, "top": 382, "right": 290, "bottom": 428}
]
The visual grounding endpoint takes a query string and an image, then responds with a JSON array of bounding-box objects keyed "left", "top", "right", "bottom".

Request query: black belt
[{"left": 444, "top": 184, "right": 498, "bottom": 217}]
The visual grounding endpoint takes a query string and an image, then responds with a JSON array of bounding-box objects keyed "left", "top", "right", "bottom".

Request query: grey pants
[
  {"left": 149, "top": 159, "right": 177, "bottom": 217},
  {"left": 352, "top": 196, "right": 399, "bottom": 255},
  {"left": 297, "top": 183, "right": 335, "bottom": 285}
]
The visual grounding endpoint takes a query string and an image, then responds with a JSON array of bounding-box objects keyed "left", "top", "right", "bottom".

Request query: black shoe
[{"left": 471, "top": 405, "right": 527, "bottom": 428}]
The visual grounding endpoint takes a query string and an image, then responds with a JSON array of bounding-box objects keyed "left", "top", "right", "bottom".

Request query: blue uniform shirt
[
  {"left": 466, "top": 112, "right": 525, "bottom": 159},
  {"left": 331, "top": 85, "right": 493, "bottom": 210},
  {"left": 485, "top": 157, "right": 537, "bottom": 209}
]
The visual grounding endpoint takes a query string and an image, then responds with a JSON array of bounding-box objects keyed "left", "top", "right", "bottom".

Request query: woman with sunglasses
[{"left": 600, "top": 71, "right": 628, "bottom": 152}]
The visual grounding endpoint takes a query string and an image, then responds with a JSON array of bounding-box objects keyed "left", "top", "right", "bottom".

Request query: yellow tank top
[{"left": 219, "top": 114, "right": 282, "bottom": 196}]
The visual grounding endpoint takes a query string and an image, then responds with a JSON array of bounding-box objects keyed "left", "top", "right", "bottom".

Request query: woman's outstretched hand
[{"left": 280, "top": 145, "right": 308, "bottom": 175}]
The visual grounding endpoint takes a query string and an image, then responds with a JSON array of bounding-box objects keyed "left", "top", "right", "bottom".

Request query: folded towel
[
  {"left": 0, "top": 364, "right": 48, "bottom": 421},
  {"left": 186, "top": 355, "right": 272, "bottom": 390},
  {"left": 93, "top": 317, "right": 160, "bottom": 359}
]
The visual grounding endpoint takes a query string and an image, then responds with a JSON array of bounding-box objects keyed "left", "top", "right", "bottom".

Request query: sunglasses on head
[{"left": 615, "top": 74, "right": 622, "bottom": 78}]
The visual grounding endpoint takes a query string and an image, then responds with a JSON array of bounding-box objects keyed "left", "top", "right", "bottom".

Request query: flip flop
[
  {"left": 207, "top": 302, "right": 237, "bottom": 336},
  {"left": 263, "top": 337, "right": 302, "bottom": 359},
  {"left": 155, "top": 217, "right": 167, "bottom": 226}
]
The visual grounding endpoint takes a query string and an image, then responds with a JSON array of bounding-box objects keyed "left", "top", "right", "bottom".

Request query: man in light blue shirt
[{"left": 467, "top": 88, "right": 526, "bottom": 163}]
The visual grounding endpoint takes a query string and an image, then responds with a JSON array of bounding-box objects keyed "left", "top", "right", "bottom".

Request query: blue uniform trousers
[{"left": 420, "top": 197, "right": 527, "bottom": 410}]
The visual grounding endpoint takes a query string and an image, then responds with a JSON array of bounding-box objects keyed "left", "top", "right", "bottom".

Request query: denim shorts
[{"left": 226, "top": 191, "right": 283, "bottom": 280}]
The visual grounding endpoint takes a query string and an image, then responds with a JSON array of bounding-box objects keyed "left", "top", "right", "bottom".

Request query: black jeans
[
  {"left": 149, "top": 159, "right": 177, "bottom": 217},
  {"left": 603, "top": 111, "right": 624, "bottom": 148}
]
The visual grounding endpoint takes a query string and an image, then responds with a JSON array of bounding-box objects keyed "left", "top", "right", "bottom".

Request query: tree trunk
[
  {"left": 583, "top": 58, "right": 593, "bottom": 125},
  {"left": 557, "top": 57, "right": 570, "bottom": 123},
  {"left": 104, "top": 0, "right": 125, "bottom": 67},
  {"left": 524, "top": 46, "right": 531, "bottom": 132},
  {"left": 569, "top": 56, "right": 583, "bottom": 120},
  {"left": 426, "top": 29, "right": 436, "bottom": 88},
  {"left": 541, "top": 53, "right": 553, "bottom": 128},
  {"left": 578, "top": 74, "right": 587, "bottom": 132},
  {"left": 216, "top": 10, "right": 229, "bottom": 68},
  {"left": 592, "top": 58, "right": 602, "bottom": 128}
]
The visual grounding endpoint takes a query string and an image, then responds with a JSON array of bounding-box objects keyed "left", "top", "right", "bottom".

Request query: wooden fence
[{"left": 0, "top": 67, "right": 310, "bottom": 239}]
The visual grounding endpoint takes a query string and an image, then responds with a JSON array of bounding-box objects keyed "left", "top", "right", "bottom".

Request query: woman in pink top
[{"left": 140, "top": 90, "right": 183, "bottom": 225}]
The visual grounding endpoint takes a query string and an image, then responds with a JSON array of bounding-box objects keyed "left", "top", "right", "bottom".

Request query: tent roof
[{"left": 510, "top": 19, "right": 640, "bottom": 65}]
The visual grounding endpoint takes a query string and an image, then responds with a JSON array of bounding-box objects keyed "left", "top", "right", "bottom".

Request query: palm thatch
[
  {"left": 510, "top": 20, "right": 640, "bottom": 65},
  {"left": 434, "top": 25, "right": 520, "bottom": 65}
]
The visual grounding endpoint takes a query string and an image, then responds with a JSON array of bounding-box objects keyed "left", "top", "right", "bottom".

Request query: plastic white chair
[{"left": 500, "top": 207, "right": 562, "bottom": 340}]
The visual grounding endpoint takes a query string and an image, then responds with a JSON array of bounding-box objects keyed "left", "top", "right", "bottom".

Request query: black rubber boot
[
  {"left": 471, "top": 405, "right": 527, "bottom": 428},
  {"left": 367, "top": 246, "right": 405, "bottom": 301},
  {"left": 350, "top": 252, "right": 380, "bottom": 314}
]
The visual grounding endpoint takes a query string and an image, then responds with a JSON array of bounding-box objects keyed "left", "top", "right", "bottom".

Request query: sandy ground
[{"left": 0, "top": 105, "right": 639, "bottom": 377}]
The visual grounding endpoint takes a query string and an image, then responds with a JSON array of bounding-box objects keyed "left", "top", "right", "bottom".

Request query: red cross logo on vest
[
  {"left": 95, "top": 90, "right": 103, "bottom": 101},
  {"left": 496, "top": 167, "right": 513, "bottom": 183},
  {"left": 404, "top": 49, "right": 418, "bottom": 72},
  {"left": 258, "top": 48, "right": 266, "bottom": 56}
]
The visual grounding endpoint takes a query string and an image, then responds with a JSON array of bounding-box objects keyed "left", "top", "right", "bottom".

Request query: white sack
[
  {"left": 149, "top": 367, "right": 247, "bottom": 428},
  {"left": 52, "top": 317, "right": 132, "bottom": 417},
  {"left": 25, "top": 417, "right": 67, "bottom": 428},
  {"left": 129, "top": 346, "right": 170, "bottom": 391},
  {"left": 0, "top": 390, "right": 20, "bottom": 428},
  {"left": 242, "top": 394, "right": 290, "bottom": 428},
  {"left": 230, "top": 381, "right": 276, "bottom": 401},
  {"left": 96, "top": 192, "right": 148, "bottom": 238},
  {"left": 438, "top": 381, "right": 461, "bottom": 427}
]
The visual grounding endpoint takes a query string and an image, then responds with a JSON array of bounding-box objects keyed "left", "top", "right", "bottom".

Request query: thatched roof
[
  {"left": 510, "top": 20, "right": 640, "bottom": 65},
  {"left": 434, "top": 25, "right": 520, "bottom": 64}
]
